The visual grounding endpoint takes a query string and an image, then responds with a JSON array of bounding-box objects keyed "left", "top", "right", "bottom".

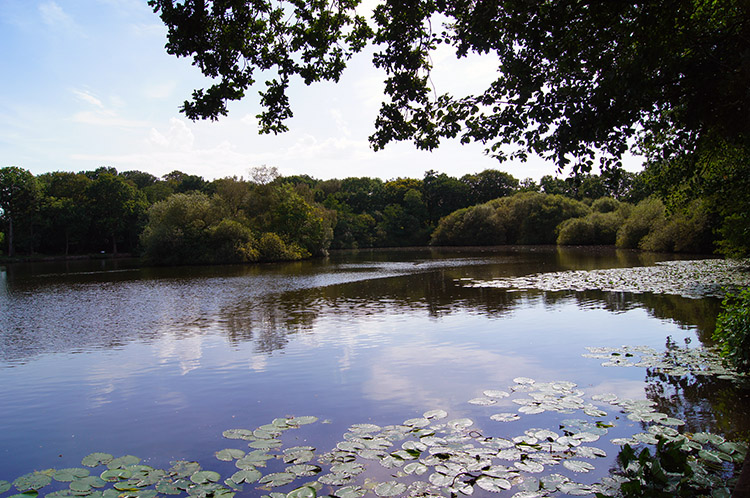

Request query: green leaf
[
  {"left": 286, "top": 485, "right": 317, "bottom": 498},
  {"left": 258, "top": 472, "right": 296, "bottom": 488},
  {"left": 215, "top": 449, "right": 246, "bottom": 461},
  {"left": 190, "top": 471, "right": 221, "bottom": 485},
  {"left": 230, "top": 469, "right": 262, "bottom": 484},
  {"left": 13, "top": 472, "right": 52, "bottom": 492},
  {"left": 81, "top": 453, "right": 114, "bottom": 468},
  {"left": 107, "top": 456, "right": 140, "bottom": 469},
  {"left": 373, "top": 481, "right": 406, "bottom": 497},
  {"left": 54, "top": 469, "right": 91, "bottom": 483}
]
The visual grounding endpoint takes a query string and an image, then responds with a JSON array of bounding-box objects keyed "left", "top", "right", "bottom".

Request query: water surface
[{"left": 0, "top": 247, "right": 746, "bottom": 494}]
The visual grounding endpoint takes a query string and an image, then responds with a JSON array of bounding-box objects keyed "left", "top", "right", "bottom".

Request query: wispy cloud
[
  {"left": 72, "top": 89, "right": 105, "bottom": 108},
  {"left": 39, "top": 1, "right": 84, "bottom": 36}
]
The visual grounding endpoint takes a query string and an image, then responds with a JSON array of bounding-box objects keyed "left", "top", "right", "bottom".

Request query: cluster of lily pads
[
  {"left": 3, "top": 368, "right": 745, "bottom": 498},
  {"left": 461, "top": 258, "right": 750, "bottom": 298},
  {"left": 583, "top": 343, "right": 749, "bottom": 383}
]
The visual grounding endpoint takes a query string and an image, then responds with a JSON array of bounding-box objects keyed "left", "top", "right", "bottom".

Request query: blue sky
[{"left": 1, "top": 0, "right": 644, "bottom": 182}]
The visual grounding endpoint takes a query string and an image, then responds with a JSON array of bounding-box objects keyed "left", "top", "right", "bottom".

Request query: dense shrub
[
  {"left": 557, "top": 212, "right": 622, "bottom": 245},
  {"left": 430, "top": 204, "right": 508, "bottom": 246},
  {"left": 591, "top": 197, "right": 620, "bottom": 213},
  {"left": 207, "top": 219, "right": 259, "bottom": 263},
  {"left": 713, "top": 288, "right": 750, "bottom": 374},
  {"left": 616, "top": 197, "right": 713, "bottom": 253},
  {"left": 257, "top": 232, "right": 308, "bottom": 261},
  {"left": 140, "top": 192, "right": 215, "bottom": 264},
  {"left": 616, "top": 197, "right": 667, "bottom": 249},
  {"left": 431, "top": 192, "right": 589, "bottom": 246}
]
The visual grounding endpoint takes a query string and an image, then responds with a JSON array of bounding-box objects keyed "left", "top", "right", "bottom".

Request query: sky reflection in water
[{"left": 0, "top": 247, "right": 743, "bottom": 489}]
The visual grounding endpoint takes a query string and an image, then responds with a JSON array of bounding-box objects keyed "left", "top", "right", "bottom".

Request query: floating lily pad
[
  {"left": 515, "top": 461, "right": 544, "bottom": 473},
  {"left": 491, "top": 413, "right": 521, "bottom": 422},
  {"left": 258, "top": 472, "right": 296, "bottom": 488},
  {"left": 562, "top": 460, "right": 595, "bottom": 473},
  {"left": 248, "top": 439, "right": 283, "bottom": 450},
  {"left": 13, "top": 472, "right": 52, "bottom": 492},
  {"left": 169, "top": 461, "right": 201, "bottom": 478},
  {"left": 81, "top": 453, "right": 113, "bottom": 468},
  {"left": 476, "top": 475, "right": 512, "bottom": 492},
  {"left": 423, "top": 409, "right": 448, "bottom": 420},
  {"left": 191, "top": 471, "right": 221, "bottom": 485},
  {"left": 285, "top": 485, "right": 317, "bottom": 498},
  {"left": 374, "top": 481, "right": 407, "bottom": 497},
  {"left": 107, "top": 456, "right": 140, "bottom": 469},
  {"left": 286, "top": 465, "right": 321, "bottom": 477},
  {"left": 403, "top": 462, "right": 428, "bottom": 476},
  {"left": 215, "top": 449, "right": 245, "bottom": 462},
  {"left": 230, "top": 469, "right": 262, "bottom": 484},
  {"left": 54, "top": 468, "right": 90, "bottom": 482},
  {"left": 222, "top": 429, "right": 255, "bottom": 440},
  {"left": 333, "top": 486, "right": 366, "bottom": 498},
  {"left": 155, "top": 480, "right": 183, "bottom": 495},
  {"left": 468, "top": 397, "right": 497, "bottom": 406},
  {"left": 287, "top": 416, "right": 318, "bottom": 426},
  {"left": 484, "top": 390, "right": 511, "bottom": 399},
  {"left": 0, "top": 481, "right": 11, "bottom": 494}
]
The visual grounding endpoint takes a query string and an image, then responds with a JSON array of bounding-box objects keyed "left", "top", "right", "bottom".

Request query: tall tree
[
  {"left": 0, "top": 167, "right": 39, "bottom": 257},
  {"left": 85, "top": 173, "right": 148, "bottom": 254},
  {"left": 149, "top": 0, "right": 749, "bottom": 172}
]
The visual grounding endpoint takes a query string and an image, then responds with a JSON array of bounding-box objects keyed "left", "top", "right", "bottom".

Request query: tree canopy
[{"left": 149, "top": 0, "right": 749, "bottom": 173}]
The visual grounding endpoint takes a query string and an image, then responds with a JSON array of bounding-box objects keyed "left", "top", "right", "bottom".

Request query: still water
[{"left": 0, "top": 247, "right": 746, "bottom": 494}]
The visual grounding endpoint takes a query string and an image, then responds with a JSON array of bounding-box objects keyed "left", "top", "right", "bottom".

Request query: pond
[{"left": 1, "top": 247, "right": 748, "bottom": 497}]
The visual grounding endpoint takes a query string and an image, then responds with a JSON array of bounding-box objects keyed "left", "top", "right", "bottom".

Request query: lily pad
[
  {"left": 286, "top": 465, "right": 321, "bottom": 477},
  {"left": 100, "top": 469, "right": 132, "bottom": 482},
  {"left": 191, "top": 471, "right": 221, "bottom": 485},
  {"left": 107, "top": 456, "right": 140, "bottom": 469},
  {"left": 423, "top": 409, "right": 448, "bottom": 420},
  {"left": 287, "top": 416, "right": 318, "bottom": 426},
  {"left": 0, "top": 481, "right": 11, "bottom": 494},
  {"left": 374, "top": 481, "right": 407, "bottom": 497},
  {"left": 484, "top": 390, "right": 511, "bottom": 399},
  {"left": 562, "top": 460, "right": 595, "bottom": 473},
  {"left": 476, "top": 475, "right": 512, "bottom": 492},
  {"left": 169, "top": 461, "right": 201, "bottom": 478},
  {"left": 333, "top": 486, "right": 366, "bottom": 498},
  {"left": 81, "top": 453, "right": 114, "bottom": 468},
  {"left": 13, "top": 472, "right": 52, "bottom": 492},
  {"left": 491, "top": 413, "right": 521, "bottom": 422},
  {"left": 286, "top": 485, "right": 317, "bottom": 498},
  {"left": 222, "top": 429, "right": 255, "bottom": 440},
  {"left": 215, "top": 449, "right": 246, "bottom": 461},
  {"left": 258, "top": 472, "right": 296, "bottom": 488},
  {"left": 155, "top": 480, "right": 183, "bottom": 495},
  {"left": 230, "top": 469, "right": 262, "bottom": 484},
  {"left": 403, "top": 462, "right": 428, "bottom": 475}
]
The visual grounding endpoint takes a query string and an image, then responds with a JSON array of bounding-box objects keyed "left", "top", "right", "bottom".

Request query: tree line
[{"left": 0, "top": 164, "right": 744, "bottom": 264}]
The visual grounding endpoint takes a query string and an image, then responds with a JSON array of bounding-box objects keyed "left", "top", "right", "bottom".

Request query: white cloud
[
  {"left": 72, "top": 89, "right": 105, "bottom": 108},
  {"left": 149, "top": 118, "right": 195, "bottom": 151},
  {"left": 38, "top": 1, "right": 83, "bottom": 36}
]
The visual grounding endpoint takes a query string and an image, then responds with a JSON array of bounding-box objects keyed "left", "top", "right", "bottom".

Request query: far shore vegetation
[{"left": 0, "top": 164, "right": 746, "bottom": 266}]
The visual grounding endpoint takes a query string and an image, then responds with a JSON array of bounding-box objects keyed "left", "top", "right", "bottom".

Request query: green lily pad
[
  {"left": 403, "top": 462, "right": 428, "bottom": 476},
  {"left": 476, "top": 475, "right": 512, "bottom": 492},
  {"left": 190, "top": 471, "right": 221, "bottom": 485},
  {"left": 515, "top": 460, "right": 544, "bottom": 473},
  {"left": 8, "top": 493, "right": 40, "bottom": 498},
  {"left": 100, "top": 468, "right": 132, "bottom": 482},
  {"left": 107, "top": 456, "right": 140, "bottom": 469},
  {"left": 374, "top": 481, "right": 407, "bottom": 497},
  {"left": 169, "top": 461, "right": 201, "bottom": 478},
  {"left": 81, "top": 453, "right": 113, "bottom": 468},
  {"left": 287, "top": 416, "right": 318, "bottom": 426},
  {"left": 118, "top": 489, "right": 158, "bottom": 498},
  {"left": 423, "top": 409, "right": 448, "bottom": 420},
  {"left": 286, "top": 465, "right": 321, "bottom": 477},
  {"left": 223, "top": 429, "right": 256, "bottom": 440},
  {"left": 54, "top": 469, "right": 91, "bottom": 483},
  {"left": 333, "top": 486, "right": 366, "bottom": 498},
  {"left": 69, "top": 476, "right": 106, "bottom": 492},
  {"left": 285, "top": 485, "right": 317, "bottom": 498},
  {"left": 258, "top": 472, "right": 296, "bottom": 488},
  {"left": 248, "top": 439, "right": 283, "bottom": 450},
  {"left": 490, "top": 413, "right": 521, "bottom": 422},
  {"left": 13, "top": 472, "right": 52, "bottom": 492},
  {"left": 230, "top": 469, "right": 262, "bottom": 484},
  {"left": 154, "top": 480, "right": 183, "bottom": 495},
  {"left": 562, "top": 460, "right": 595, "bottom": 473},
  {"left": 0, "top": 481, "right": 11, "bottom": 494},
  {"left": 215, "top": 449, "right": 246, "bottom": 461}
]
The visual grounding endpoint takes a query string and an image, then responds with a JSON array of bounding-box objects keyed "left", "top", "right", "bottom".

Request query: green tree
[
  {"left": 0, "top": 167, "right": 39, "bottom": 257},
  {"left": 86, "top": 173, "right": 148, "bottom": 254},
  {"left": 37, "top": 172, "right": 92, "bottom": 255},
  {"left": 460, "top": 169, "right": 518, "bottom": 205},
  {"left": 150, "top": 1, "right": 748, "bottom": 170}
]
